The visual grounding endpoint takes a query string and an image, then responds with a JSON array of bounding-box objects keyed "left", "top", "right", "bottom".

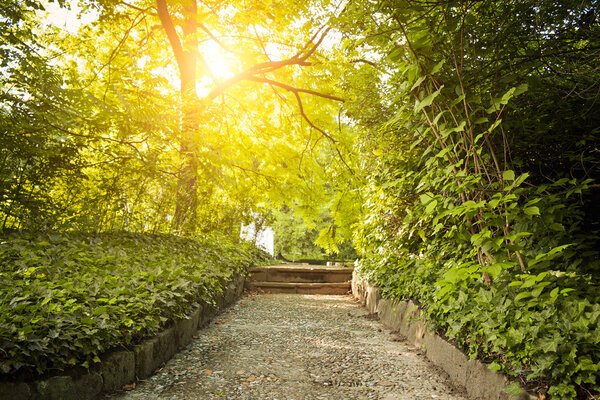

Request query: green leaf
[
  {"left": 502, "top": 382, "right": 523, "bottom": 396},
  {"left": 453, "top": 120, "right": 466, "bottom": 133},
  {"left": 425, "top": 199, "right": 438, "bottom": 214},
  {"left": 410, "top": 76, "right": 427, "bottom": 91},
  {"left": 388, "top": 47, "right": 405, "bottom": 62},
  {"left": 500, "top": 87, "right": 516, "bottom": 105},
  {"left": 488, "top": 361, "right": 502, "bottom": 371},
  {"left": 502, "top": 170, "right": 515, "bottom": 181},
  {"left": 430, "top": 59, "right": 445, "bottom": 75},
  {"left": 514, "top": 83, "right": 528, "bottom": 96},
  {"left": 514, "top": 291, "right": 531, "bottom": 302},
  {"left": 524, "top": 206, "right": 540, "bottom": 216},
  {"left": 419, "top": 193, "right": 434, "bottom": 205},
  {"left": 415, "top": 86, "right": 444, "bottom": 112},
  {"left": 539, "top": 337, "right": 559, "bottom": 353},
  {"left": 513, "top": 173, "right": 530, "bottom": 187}
]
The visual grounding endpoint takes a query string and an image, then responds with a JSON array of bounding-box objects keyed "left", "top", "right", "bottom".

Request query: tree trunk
[
  {"left": 172, "top": 128, "right": 199, "bottom": 234},
  {"left": 156, "top": 0, "right": 200, "bottom": 234}
]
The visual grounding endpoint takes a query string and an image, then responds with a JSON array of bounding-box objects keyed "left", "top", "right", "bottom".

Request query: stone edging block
[
  {"left": 101, "top": 351, "right": 135, "bottom": 393},
  {"left": 0, "top": 270, "right": 247, "bottom": 400},
  {"left": 352, "top": 272, "right": 535, "bottom": 400}
]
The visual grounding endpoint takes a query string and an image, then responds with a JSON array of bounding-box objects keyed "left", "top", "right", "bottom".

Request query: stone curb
[
  {"left": 0, "top": 271, "right": 247, "bottom": 400},
  {"left": 352, "top": 272, "right": 536, "bottom": 400}
]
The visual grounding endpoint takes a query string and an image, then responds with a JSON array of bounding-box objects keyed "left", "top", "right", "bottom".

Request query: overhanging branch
[
  {"left": 207, "top": 23, "right": 335, "bottom": 99},
  {"left": 246, "top": 77, "right": 345, "bottom": 102},
  {"left": 287, "top": 90, "right": 355, "bottom": 175}
]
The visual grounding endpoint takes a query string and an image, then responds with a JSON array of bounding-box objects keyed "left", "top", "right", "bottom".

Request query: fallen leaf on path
[
  {"left": 205, "top": 370, "right": 212, "bottom": 375},
  {"left": 122, "top": 383, "right": 135, "bottom": 391},
  {"left": 377, "top": 381, "right": 395, "bottom": 387}
]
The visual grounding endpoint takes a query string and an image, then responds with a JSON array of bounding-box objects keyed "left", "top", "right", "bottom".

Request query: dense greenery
[
  {"left": 0, "top": 0, "right": 354, "bottom": 381},
  {"left": 0, "top": 231, "right": 269, "bottom": 376},
  {"left": 0, "top": 0, "right": 356, "bottom": 236},
  {"left": 1, "top": 0, "right": 599, "bottom": 398},
  {"left": 272, "top": 205, "right": 357, "bottom": 261},
  {"left": 344, "top": 1, "right": 600, "bottom": 399}
]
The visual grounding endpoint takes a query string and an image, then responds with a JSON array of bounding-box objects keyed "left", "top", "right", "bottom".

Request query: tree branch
[
  {"left": 351, "top": 58, "right": 378, "bottom": 67},
  {"left": 229, "top": 163, "right": 277, "bottom": 185},
  {"left": 206, "top": 23, "right": 335, "bottom": 99},
  {"left": 87, "top": 12, "right": 147, "bottom": 89},
  {"left": 198, "top": 21, "right": 232, "bottom": 53},
  {"left": 155, "top": 0, "right": 185, "bottom": 71},
  {"left": 253, "top": 25, "right": 272, "bottom": 62},
  {"left": 288, "top": 90, "right": 354, "bottom": 175},
  {"left": 246, "top": 76, "right": 345, "bottom": 102},
  {"left": 298, "top": 26, "right": 332, "bottom": 63}
]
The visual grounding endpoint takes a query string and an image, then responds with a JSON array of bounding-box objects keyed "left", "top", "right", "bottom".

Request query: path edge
[
  {"left": 352, "top": 271, "right": 536, "bottom": 400},
  {"left": 0, "top": 271, "right": 247, "bottom": 400}
]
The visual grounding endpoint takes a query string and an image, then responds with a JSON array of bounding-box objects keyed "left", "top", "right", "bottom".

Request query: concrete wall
[
  {"left": 352, "top": 272, "right": 535, "bottom": 400},
  {"left": 0, "top": 272, "right": 247, "bottom": 400}
]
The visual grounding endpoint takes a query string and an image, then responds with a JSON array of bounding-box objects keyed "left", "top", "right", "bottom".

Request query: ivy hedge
[
  {"left": 355, "top": 170, "right": 600, "bottom": 399},
  {"left": 344, "top": 1, "right": 600, "bottom": 398},
  {"left": 0, "top": 231, "right": 270, "bottom": 377}
]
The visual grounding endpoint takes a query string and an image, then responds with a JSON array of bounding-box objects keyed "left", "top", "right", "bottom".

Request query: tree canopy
[{"left": 1, "top": 0, "right": 357, "bottom": 238}]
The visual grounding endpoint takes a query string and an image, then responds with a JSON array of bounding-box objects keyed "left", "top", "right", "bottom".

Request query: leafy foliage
[
  {"left": 342, "top": 1, "right": 600, "bottom": 398},
  {"left": 0, "top": 231, "right": 270, "bottom": 376},
  {"left": 272, "top": 205, "right": 357, "bottom": 261},
  {"left": 0, "top": 0, "right": 357, "bottom": 238},
  {"left": 2, "top": 0, "right": 600, "bottom": 397}
]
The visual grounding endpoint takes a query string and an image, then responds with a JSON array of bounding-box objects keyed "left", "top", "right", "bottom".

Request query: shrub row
[
  {"left": 0, "top": 231, "right": 270, "bottom": 377},
  {"left": 355, "top": 176, "right": 600, "bottom": 399}
]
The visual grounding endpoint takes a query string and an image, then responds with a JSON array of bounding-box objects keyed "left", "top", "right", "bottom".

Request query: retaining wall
[
  {"left": 0, "top": 271, "right": 247, "bottom": 400},
  {"left": 352, "top": 272, "right": 535, "bottom": 400}
]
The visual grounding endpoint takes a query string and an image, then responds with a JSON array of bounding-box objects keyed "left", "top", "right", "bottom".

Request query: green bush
[
  {"left": 345, "top": 1, "right": 600, "bottom": 397},
  {"left": 353, "top": 106, "right": 600, "bottom": 398},
  {"left": 0, "top": 231, "right": 270, "bottom": 376},
  {"left": 354, "top": 123, "right": 600, "bottom": 399}
]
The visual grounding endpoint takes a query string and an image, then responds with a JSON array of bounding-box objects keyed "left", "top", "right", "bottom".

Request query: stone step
[
  {"left": 246, "top": 281, "right": 351, "bottom": 295},
  {"left": 249, "top": 265, "right": 353, "bottom": 283}
]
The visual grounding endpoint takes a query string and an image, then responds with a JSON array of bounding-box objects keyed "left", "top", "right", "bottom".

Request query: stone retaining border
[
  {"left": 352, "top": 272, "right": 536, "bottom": 400},
  {"left": 0, "top": 271, "right": 247, "bottom": 400}
]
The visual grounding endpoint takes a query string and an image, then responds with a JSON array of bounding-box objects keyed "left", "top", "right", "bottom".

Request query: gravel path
[{"left": 112, "top": 294, "right": 468, "bottom": 400}]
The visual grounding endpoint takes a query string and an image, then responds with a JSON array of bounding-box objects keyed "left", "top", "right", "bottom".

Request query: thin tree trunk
[{"left": 156, "top": 0, "right": 200, "bottom": 234}]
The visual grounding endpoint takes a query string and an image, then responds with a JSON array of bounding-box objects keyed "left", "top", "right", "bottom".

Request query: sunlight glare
[
  {"left": 200, "top": 41, "right": 236, "bottom": 81},
  {"left": 196, "top": 40, "right": 238, "bottom": 98}
]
